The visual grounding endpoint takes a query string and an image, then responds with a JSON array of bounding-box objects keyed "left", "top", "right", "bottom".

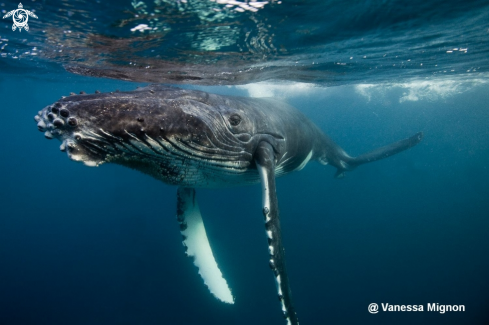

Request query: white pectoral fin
[{"left": 177, "top": 187, "right": 234, "bottom": 304}]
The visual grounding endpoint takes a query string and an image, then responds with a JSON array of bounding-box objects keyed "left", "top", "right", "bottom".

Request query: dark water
[{"left": 1, "top": 1, "right": 489, "bottom": 325}]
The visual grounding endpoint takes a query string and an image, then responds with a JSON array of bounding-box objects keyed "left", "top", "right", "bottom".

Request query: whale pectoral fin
[
  {"left": 255, "top": 142, "right": 299, "bottom": 325},
  {"left": 176, "top": 187, "right": 234, "bottom": 304}
]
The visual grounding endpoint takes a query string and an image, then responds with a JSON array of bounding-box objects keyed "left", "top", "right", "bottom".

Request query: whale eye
[{"left": 229, "top": 114, "right": 241, "bottom": 126}]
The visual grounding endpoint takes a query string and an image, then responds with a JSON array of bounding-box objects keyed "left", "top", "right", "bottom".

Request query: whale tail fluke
[{"left": 334, "top": 132, "right": 423, "bottom": 178}]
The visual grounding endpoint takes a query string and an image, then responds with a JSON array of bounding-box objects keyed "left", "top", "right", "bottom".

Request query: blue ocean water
[{"left": 1, "top": 0, "right": 489, "bottom": 324}]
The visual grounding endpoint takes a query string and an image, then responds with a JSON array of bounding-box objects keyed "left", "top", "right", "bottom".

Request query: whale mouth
[{"left": 35, "top": 102, "right": 106, "bottom": 167}]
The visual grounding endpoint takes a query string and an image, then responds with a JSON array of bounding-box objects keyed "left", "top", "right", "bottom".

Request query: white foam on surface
[
  {"left": 236, "top": 81, "right": 318, "bottom": 98},
  {"left": 355, "top": 75, "right": 489, "bottom": 103},
  {"left": 235, "top": 75, "right": 489, "bottom": 105},
  {"left": 182, "top": 198, "right": 234, "bottom": 304}
]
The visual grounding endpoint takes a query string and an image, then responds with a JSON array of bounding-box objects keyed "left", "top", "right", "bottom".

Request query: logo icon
[
  {"left": 2, "top": 3, "right": 38, "bottom": 32},
  {"left": 368, "top": 303, "right": 379, "bottom": 314}
]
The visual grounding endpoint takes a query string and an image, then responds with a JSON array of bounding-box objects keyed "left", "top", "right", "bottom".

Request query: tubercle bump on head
[{"left": 36, "top": 101, "right": 105, "bottom": 168}]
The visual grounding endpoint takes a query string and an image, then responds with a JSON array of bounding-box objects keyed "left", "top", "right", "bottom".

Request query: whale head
[{"left": 34, "top": 86, "right": 284, "bottom": 185}]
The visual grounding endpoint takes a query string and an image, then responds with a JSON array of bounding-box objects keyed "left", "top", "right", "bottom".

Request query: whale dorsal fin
[
  {"left": 255, "top": 142, "right": 299, "bottom": 325},
  {"left": 176, "top": 187, "right": 234, "bottom": 304}
]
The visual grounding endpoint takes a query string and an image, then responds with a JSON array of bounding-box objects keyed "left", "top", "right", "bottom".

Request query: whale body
[{"left": 35, "top": 85, "right": 423, "bottom": 325}]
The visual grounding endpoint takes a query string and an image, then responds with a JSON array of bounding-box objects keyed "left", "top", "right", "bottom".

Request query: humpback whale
[{"left": 34, "top": 85, "right": 423, "bottom": 325}]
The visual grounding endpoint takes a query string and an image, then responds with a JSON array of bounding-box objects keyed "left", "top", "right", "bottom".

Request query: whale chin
[
  {"left": 69, "top": 155, "right": 104, "bottom": 167},
  {"left": 56, "top": 137, "right": 105, "bottom": 167},
  {"left": 66, "top": 146, "right": 105, "bottom": 167}
]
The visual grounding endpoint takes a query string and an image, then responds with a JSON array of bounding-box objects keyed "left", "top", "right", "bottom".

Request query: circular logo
[
  {"left": 368, "top": 303, "right": 379, "bottom": 314},
  {"left": 13, "top": 9, "right": 28, "bottom": 28}
]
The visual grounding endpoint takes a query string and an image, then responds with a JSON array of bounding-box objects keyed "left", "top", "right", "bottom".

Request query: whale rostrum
[{"left": 35, "top": 85, "right": 423, "bottom": 324}]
